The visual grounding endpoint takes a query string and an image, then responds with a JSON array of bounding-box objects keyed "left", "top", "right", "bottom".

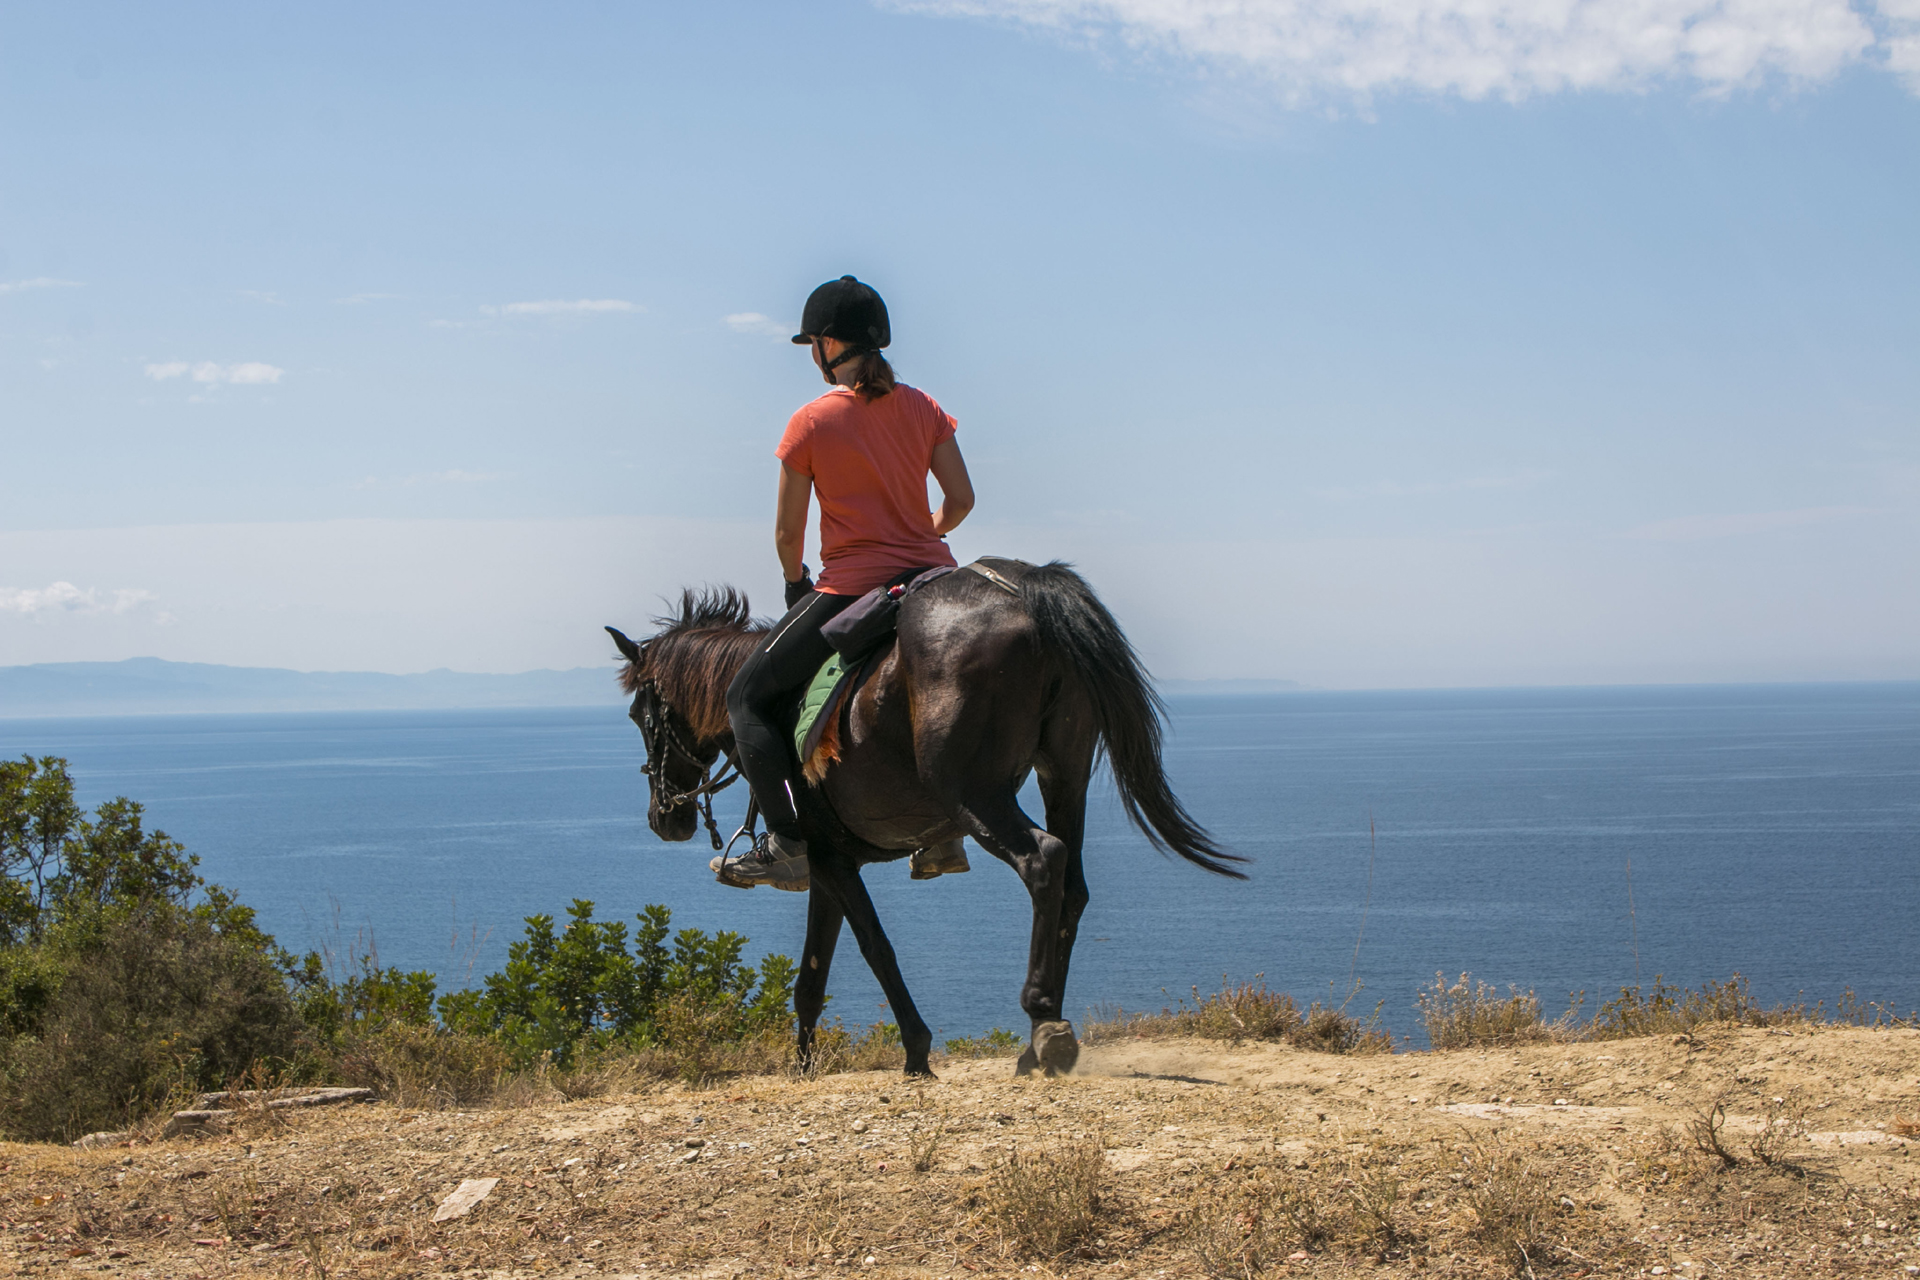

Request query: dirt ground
[{"left": 4, "top": 1025, "right": 1917, "bottom": 1279}]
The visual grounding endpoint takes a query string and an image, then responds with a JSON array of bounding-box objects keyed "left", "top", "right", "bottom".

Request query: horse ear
[{"left": 605, "top": 626, "right": 642, "bottom": 665}]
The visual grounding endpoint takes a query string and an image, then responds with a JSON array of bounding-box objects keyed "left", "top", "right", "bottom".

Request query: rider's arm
[
  {"left": 929, "top": 438, "right": 975, "bottom": 536},
  {"left": 775, "top": 465, "right": 812, "bottom": 583}
]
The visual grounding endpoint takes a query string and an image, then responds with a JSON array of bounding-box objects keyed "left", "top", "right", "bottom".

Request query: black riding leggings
[{"left": 725, "top": 589, "right": 858, "bottom": 839}]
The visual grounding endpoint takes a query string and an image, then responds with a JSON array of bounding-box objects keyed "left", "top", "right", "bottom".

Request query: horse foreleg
[
  {"left": 808, "top": 852, "right": 937, "bottom": 1077},
  {"left": 794, "top": 887, "right": 844, "bottom": 1073}
]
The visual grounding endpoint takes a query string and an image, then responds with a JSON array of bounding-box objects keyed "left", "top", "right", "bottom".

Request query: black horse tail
[{"left": 1017, "top": 561, "right": 1248, "bottom": 879}]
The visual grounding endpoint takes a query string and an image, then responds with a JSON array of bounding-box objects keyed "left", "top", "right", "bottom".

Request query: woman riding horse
[{"left": 719, "top": 275, "right": 977, "bottom": 891}]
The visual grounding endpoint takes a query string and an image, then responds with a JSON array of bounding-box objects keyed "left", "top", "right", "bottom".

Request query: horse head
[
  {"left": 607, "top": 589, "right": 762, "bottom": 845},
  {"left": 608, "top": 623, "right": 714, "bottom": 843}
]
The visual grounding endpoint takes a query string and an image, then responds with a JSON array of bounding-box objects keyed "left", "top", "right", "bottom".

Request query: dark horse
[{"left": 606, "top": 557, "right": 1243, "bottom": 1078}]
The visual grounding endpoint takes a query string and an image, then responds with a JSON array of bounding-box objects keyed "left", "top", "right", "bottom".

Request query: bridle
[{"left": 632, "top": 676, "right": 741, "bottom": 851}]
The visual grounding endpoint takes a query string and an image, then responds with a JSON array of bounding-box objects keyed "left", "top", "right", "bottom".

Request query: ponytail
[{"left": 850, "top": 350, "right": 896, "bottom": 401}]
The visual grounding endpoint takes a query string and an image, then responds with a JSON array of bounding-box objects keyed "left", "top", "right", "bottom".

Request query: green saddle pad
[{"left": 793, "top": 652, "right": 849, "bottom": 759}]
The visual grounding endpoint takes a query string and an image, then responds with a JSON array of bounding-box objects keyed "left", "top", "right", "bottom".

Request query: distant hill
[
  {"left": 0, "top": 657, "right": 624, "bottom": 718},
  {"left": 1157, "top": 677, "right": 1304, "bottom": 695}
]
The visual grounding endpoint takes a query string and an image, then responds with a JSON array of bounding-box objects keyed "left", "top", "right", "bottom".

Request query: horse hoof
[
  {"left": 1013, "top": 1045, "right": 1039, "bottom": 1077},
  {"left": 1032, "top": 1020, "right": 1080, "bottom": 1076}
]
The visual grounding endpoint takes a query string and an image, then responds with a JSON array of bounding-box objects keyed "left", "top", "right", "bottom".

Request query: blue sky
[{"left": 3, "top": 0, "right": 1917, "bottom": 686}]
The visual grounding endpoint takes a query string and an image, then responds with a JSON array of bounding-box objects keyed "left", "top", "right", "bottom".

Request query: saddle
[{"left": 791, "top": 559, "right": 1021, "bottom": 784}]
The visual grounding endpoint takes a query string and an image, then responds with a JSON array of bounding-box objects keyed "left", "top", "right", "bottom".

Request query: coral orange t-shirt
[{"left": 776, "top": 383, "right": 959, "bottom": 596}]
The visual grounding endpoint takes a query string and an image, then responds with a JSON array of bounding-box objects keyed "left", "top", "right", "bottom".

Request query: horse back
[{"left": 819, "top": 568, "right": 1057, "bottom": 850}]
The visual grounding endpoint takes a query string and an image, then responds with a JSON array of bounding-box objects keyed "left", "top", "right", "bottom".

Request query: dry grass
[
  {"left": 1412, "top": 970, "right": 1911, "bottom": 1051},
  {"left": 1584, "top": 973, "right": 1812, "bottom": 1040},
  {"left": 1457, "top": 1136, "right": 1559, "bottom": 1275},
  {"left": 1418, "top": 972, "right": 1561, "bottom": 1049},
  {"left": 1747, "top": 1091, "right": 1810, "bottom": 1168},
  {"left": 1087, "top": 976, "right": 1393, "bottom": 1054},
  {"left": 1186, "top": 1181, "right": 1279, "bottom": 1279},
  {"left": 981, "top": 1133, "right": 1106, "bottom": 1259}
]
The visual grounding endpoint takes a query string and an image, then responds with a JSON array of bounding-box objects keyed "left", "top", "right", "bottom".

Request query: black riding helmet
[{"left": 792, "top": 276, "right": 890, "bottom": 363}]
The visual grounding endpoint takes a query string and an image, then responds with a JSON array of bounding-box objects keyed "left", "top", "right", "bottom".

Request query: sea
[{"left": 4, "top": 682, "right": 1917, "bottom": 1046}]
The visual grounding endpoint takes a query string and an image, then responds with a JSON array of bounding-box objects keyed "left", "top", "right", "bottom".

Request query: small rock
[
  {"left": 1553, "top": 1098, "right": 1570, "bottom": 1106},
  {"left": 1288, "top": 1252, "right": 1310, "bottom": 1262},
  {"left": 431, "top": 1178, "right": 500, "bottom": 1222},
  {"left": 684, "top": 1138, "right": 705, "bottom": 1148},
  {"left": 492, "top": 1144, "right": 510, "bottom": 1153},
  {"left": 680, "top": 1148, "right": 702, "bottom": 1163},
  {"left": 562, "top": 1157, "right": 582, "bottom": 1167},
  {"left": 72, "top": 1130, "right": 132, "bottom": 1150},
  {"left": 851, "top": 1119, "right": 869, "bottom": 1133}
]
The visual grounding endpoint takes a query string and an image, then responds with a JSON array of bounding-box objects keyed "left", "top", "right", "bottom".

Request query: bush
[
  {"left": 1584, "top": 973, "right": 1808, "bottom": 1040},
  {"left": 0, "top": 756, "right": 308, "bottom": 1141},
  {"left": 0, "top": 907, "right": 302, "bottom": 1141},
  {"left": 437, "top": 899, "right": 796, "bottom": 1067},
  {"left": 330, "top": 1023, "right": 515, "bottom": 1109},
  {"left": 1418, "top": 972, "right": 1558, "bottom": 1049},
  {"left": 944, "top": 1027, "right": 1023, "bottom": 1058},
  {"left": 1088, "top": 977, "right": 1393, "bottom": 1055}
]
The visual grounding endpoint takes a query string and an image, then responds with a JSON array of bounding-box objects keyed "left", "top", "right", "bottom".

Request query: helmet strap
[{"left": 815, "top": 338, "right": 868, "bottom": 386}]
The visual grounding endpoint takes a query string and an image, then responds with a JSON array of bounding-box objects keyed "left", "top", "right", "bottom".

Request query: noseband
[{"left": 633, "top": 676, "right": 740, "bottom": 851}]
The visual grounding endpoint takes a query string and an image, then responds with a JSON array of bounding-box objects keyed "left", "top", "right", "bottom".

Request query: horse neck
[{"left": 654, "top": 627, "right": 760, "bottom": 745}]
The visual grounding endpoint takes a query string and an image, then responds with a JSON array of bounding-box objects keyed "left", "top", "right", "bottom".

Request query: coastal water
[{"left": 4, "top": 684, "right": 1917, "bottom": 1044}]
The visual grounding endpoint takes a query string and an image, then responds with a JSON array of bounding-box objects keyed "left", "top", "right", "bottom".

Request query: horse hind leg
[{"left": 954, "top": 796, "right": 1082, "bottom": 1077}]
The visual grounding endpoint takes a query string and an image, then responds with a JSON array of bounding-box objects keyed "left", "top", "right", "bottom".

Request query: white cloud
[
  {"left": 0, "top": 581, "right": 158, "bottom": 616},
  {"left": 1885, "top": 0, "right": 1920, "bottom": 83},
  {"left": 726, "top": 311, "right": 792, "bottom": 336},
  {"left": 889, "top": 0, "right": 1906, "bottom": 102},
  {"left": 1623, "top": 505, "right": 1871, "bottom": 540},
  {"left": 480, "top": 298, "right": 638, "bottom": 317},
  {"left": 145, "top": 360, "right": 285, "bottom": 385},
  {"left": 0, "top": 277, "right": 84, "bottom": 294},
  {"left": 236, "top": 289, "right": 288, "bottom": 306}
]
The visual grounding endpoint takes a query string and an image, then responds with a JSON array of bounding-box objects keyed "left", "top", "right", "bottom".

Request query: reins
[{"left": 634, "top": 676, "right": 741, "bottom": 851}]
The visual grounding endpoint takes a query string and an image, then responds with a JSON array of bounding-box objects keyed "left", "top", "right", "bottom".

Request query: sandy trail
[{"left": 4, "top": 1026, "right": 1916, "bottom": 1278}]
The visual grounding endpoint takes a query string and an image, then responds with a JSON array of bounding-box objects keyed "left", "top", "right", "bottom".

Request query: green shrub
[
  {"left": 437, "top": 899, "right": 796, "bottom": 1066},
  {"left": 945, "top": 1027, "right": 1024, "bottom": 1057},
  {"left": 0, "top": 907, "right": 302, "bottom": 1141}
]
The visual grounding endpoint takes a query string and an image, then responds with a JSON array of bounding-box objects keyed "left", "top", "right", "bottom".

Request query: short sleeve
[
  {"left": 923, "top": 391, "right": 957, "bottom": 446},
  {"left": 776, "top": 406, "right": 814, "bottom": 477}
]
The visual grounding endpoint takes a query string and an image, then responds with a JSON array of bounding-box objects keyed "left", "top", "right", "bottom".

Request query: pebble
[
  {"left": 851, "top": 1120, "right": 868, "bottom": 1133},
  {"left": 685, "top": 1138, "right": 706, "bottom": 1148}
]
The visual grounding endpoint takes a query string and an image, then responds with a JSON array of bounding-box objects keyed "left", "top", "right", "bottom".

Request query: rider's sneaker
[
  {"left": 909, "top": 838, "right": 970, "bottom": 880},
  {"left": 712, "top": 833, "right": 810, "bottom": 892}
]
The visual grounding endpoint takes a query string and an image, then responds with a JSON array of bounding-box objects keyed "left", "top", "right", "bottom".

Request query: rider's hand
[{"left": 784, "top": 570, "right": 814, "bottom": 610}]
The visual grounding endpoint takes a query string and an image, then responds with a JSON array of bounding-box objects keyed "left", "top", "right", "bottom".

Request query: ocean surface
[{"left": 4, "top": 683, "right": 1917, "bottom": 1045}]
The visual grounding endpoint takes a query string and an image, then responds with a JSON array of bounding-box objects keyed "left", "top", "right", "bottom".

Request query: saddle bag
[{"left": 818, "top": 564, "right": 955, "bottom": 663}]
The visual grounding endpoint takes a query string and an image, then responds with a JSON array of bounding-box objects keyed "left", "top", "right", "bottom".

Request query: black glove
[{"left": 784, "top": 570, "right": 814, "bottom": 610}]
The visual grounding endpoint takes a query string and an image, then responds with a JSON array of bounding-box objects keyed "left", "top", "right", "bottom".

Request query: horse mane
[{"left": 617, "top": 587, "right": 768, "bottom": 741}]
